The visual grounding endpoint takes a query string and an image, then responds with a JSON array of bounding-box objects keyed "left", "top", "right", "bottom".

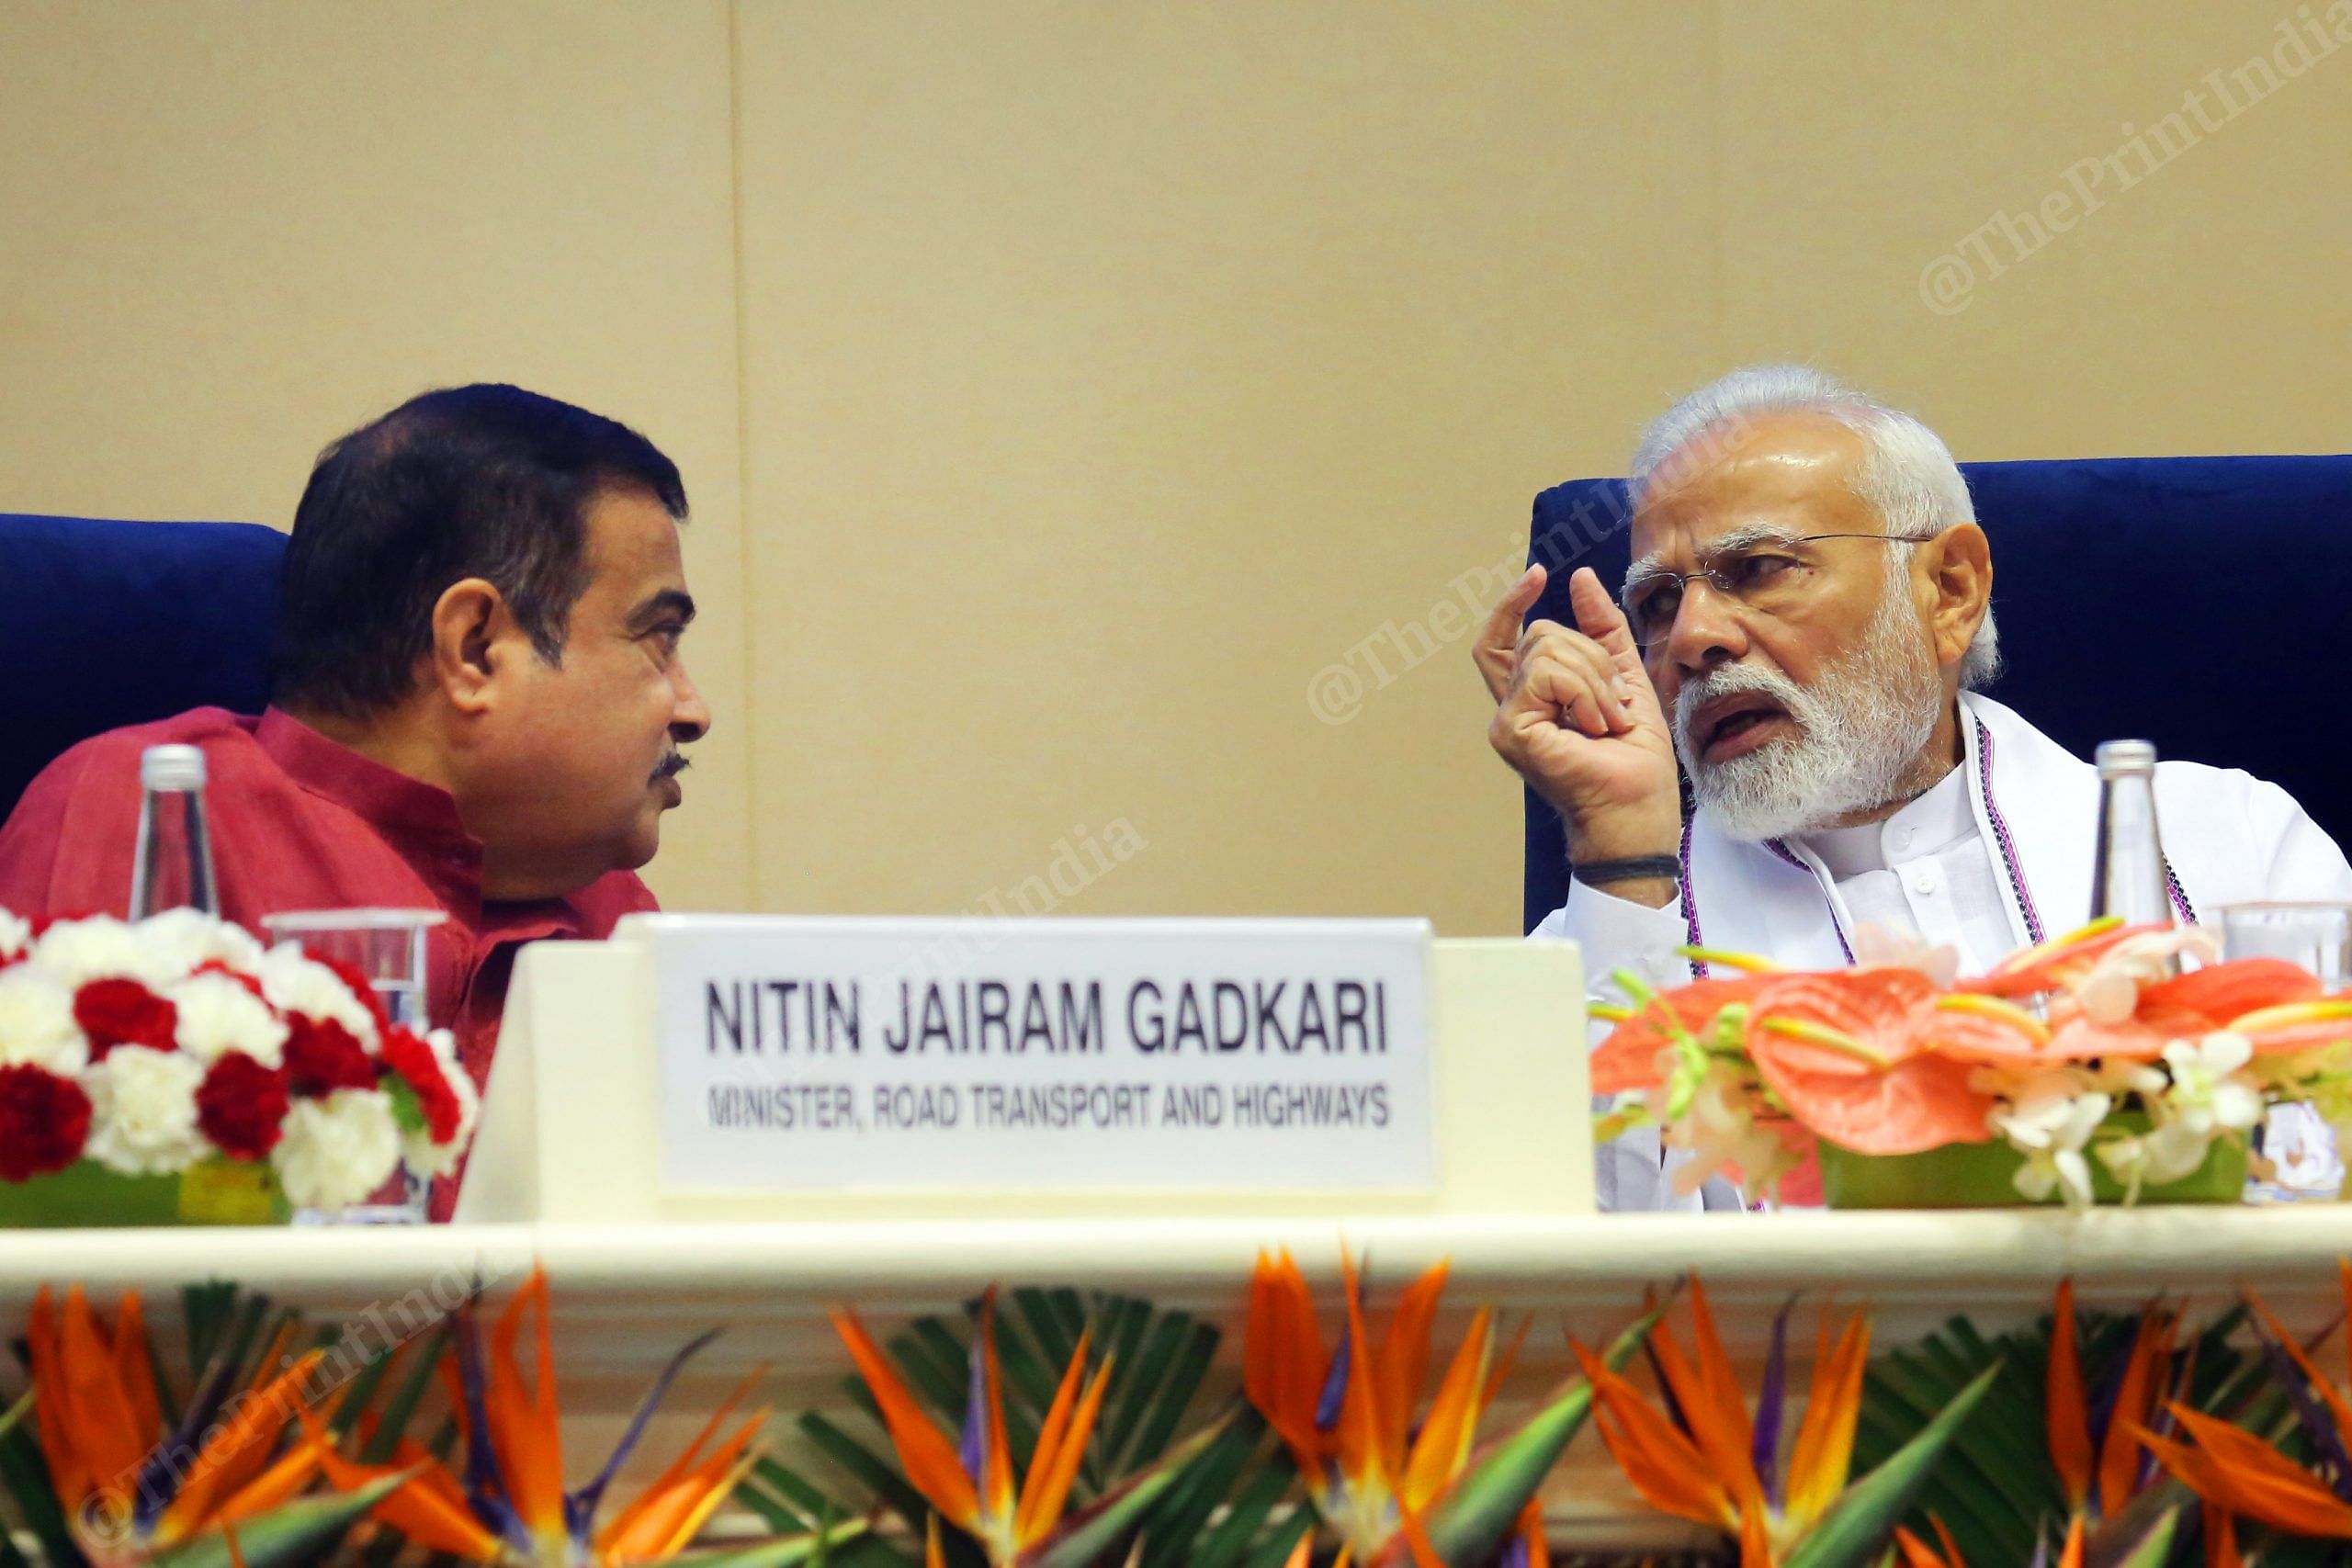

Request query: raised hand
[{"left": 1476, "top": 565, "right": 1683, "bottom": 895}]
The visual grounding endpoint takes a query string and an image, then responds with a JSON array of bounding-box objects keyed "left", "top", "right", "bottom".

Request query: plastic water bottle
[
  {"left": 2087, "top": 739, "right": 2170, "bottom": 927},
  {"left": 130, "top": 744, "right": 219, "bottom": 918}
]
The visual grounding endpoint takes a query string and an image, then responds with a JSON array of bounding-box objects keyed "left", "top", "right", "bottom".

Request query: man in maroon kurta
[
  {"left": 0, "top": 706, "right": 656, "bottom": 1088},
  {"left": 0, "top": 385, "right": 713, "bottom": 1217}
]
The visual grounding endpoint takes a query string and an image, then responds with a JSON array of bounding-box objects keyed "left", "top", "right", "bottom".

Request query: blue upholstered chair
[
  {"left": 1521, "top": 455, "right": 2352, "bottom": 932},
  {"left": 0, "top": 513, "right": 285, "bottom": 821}
]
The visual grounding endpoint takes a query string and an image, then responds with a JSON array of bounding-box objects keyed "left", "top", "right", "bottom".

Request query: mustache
[
  {"left": 652, "top": 750, "right": 692, "bottom": 783},
  {"left": 1670, "top": 661, "right": 1805, "bottom": 768}
]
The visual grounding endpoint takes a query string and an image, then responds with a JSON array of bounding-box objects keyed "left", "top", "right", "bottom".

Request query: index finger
[{"left": 1476, "top": 563, "right": 1547, "bottom": 658}]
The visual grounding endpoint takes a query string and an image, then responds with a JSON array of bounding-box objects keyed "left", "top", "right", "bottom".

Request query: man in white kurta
[{"left": 1476, "top": 367, "right": 2352, "bottom": 1211}]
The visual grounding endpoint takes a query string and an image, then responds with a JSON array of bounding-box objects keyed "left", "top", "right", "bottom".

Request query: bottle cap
[
  {"left": 140, "top": 744, "right": 208, "bottom": 792},
  {"left": 2095, "top": 739, "right": 2158, "bottom": 777}
]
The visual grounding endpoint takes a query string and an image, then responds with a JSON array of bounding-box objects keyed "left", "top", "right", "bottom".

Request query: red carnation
[
  {"left": 195, "top": 1053, "right": 290, "bottom": 1160},
  {"left": 193, "top": 960, "right": 268, "bottom": 1000},
  {"left": 283, "top": 1015, "right": 378, "bottom": 1098},
  {"left": 74, "top": 978, "right": 179, "bottom": 1059},
  {"left": 379, "top": 1027, "right": 462, "bottom": 1143},
  {"left": 0, "top": 1065, "right": 92, "bottom": 1181},
  {"left": 307, "top": 951, "right": 390, "bottom": 1036}
]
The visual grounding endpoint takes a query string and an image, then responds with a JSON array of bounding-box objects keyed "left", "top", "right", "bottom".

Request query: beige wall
[{"left": 5, "top": 1, "right": 2346, "bottom": 933}]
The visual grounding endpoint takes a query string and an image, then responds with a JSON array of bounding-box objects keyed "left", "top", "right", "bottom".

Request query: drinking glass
[
  {"left": 2219, "top": 902, "right": 2352, "bottom": 983},
  {"left": 2219, "top": 901, "right": 2352, "bottom": 1201},
  {"left": 262, "top": 908, "right": 449, "bottom": 1224}
]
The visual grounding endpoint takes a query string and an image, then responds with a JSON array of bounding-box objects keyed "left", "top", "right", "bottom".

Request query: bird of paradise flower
[
  {"left": 1575, "top": 1276, "right": 1997, "bottom": 1568},
  {"left": 831, "top": 1286, "right": 1220, "bottom": 1568},
  {"left": 1241, "top": 1248, "right": 1655, "bottom": 1568},
  {"left": 2132, "top": 1258, "right": 2352, "bottom": 1568},
  {"left": 14, "top": 1285, "right": 404, "bottom": 1568},
  {"left": 314, "top": 1266, "right": 848, "bottom": 1568}
]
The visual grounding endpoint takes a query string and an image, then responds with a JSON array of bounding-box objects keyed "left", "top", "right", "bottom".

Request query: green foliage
[
  {"left": 775, "top": 1290, "right": 1301, "bottom": 1568},
  {"left": 0, "top": 1280, "right": 453, "bottom": 1568},
  {"left": 1423, "top": 1305, "right": 1662, "bottom": 1568},
  {"left": 1783, "top": 1361, "right": 2000, "bottom": 1568},
  {"left": 1851, "top": 1305, "right": 2266, "bottom": 1568}
]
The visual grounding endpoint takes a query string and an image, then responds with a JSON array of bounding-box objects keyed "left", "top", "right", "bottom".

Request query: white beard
[{"left": 1671, "top": 566, "right": 1943, "bottom": 842}]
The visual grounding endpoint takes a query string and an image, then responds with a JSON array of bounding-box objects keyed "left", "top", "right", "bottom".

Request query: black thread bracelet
[{"left": 1571, "top": 854, "right": 1681, "bottom": 889}]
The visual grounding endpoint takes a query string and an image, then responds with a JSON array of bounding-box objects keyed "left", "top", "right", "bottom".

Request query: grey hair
[{"left": 1628, "top": 365, "right": 2000, "bottom": 690}]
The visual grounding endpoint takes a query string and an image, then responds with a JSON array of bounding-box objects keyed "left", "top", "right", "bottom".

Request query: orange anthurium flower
[
  {"left": 832, "top": 1287, "right": 1112, "bottom": 1567},
  {"left": 1591, "top": 975, "right": 1779, "bottom": 1096},
  {"left": 1958, "top": 918, "right": 2147, "bottom": 997},
  {"left": 1743, "top": 973, "right": 1996, "bottom": 1155},
  {"left": 328, "top": 1266, "right": 769, "bottom": 1568},
  {"left": 26, "top": 1286, "right": 345, "bottom": 1560},
  {"left": 1913, "top": 994, "right": 2057, "bottom": 1065},
  {"left": 2137, "top": 958, "right": 2321, "bottom": 1029},
  {"left": 2227, "top": 998, "right": 2352, "bottom": 1055}
]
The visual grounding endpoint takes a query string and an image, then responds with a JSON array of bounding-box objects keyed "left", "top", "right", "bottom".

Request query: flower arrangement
[
  {"left": 0, "top": 1272, "right": 854, "bottom": 1568},
  {"left": 312, "top": 1265, "right": 853, "bottom": 1567},
  {"left": 1574, "top": 1276, "right": 1996, "bottom": 1567},
  {"left": 1242, "top": 1248, "right": 1609, "bottom": 1568},
  {"left": 0, "top": 907, "right": 478, "bottom": 1213},
  {"left": 25, "top": 1261, "right": 2352, "bottom": 1566},
  {"left": 1590, "top": 917, "right": 2352, "bottom": 1208},
  {"left": 13, "top": 1284, "right": 401, "bottom": 1568}
]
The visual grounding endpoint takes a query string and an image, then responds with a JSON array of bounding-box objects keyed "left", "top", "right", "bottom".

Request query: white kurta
[{"left": 1533, "top": 691, "right": 2352, "bottom": 1211}]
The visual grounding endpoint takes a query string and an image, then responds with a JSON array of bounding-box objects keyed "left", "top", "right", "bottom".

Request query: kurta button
[{"left": 1914, "top": 871, "right": 1938, "bottom": 895}]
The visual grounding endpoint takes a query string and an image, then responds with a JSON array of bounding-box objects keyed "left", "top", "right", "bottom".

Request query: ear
[
  {"left": 425, "top": 578, "right": 515, "bottom": 716},
  {"left": 1923, "top": 523, "right": 1992, "bottom": 671}
]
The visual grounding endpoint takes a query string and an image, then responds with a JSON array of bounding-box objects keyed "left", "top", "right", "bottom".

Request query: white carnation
[
  {"left": 0, "top": 908, "right": 30, "bottom": 964},
  {"left": 0, "top": 970, "right": 89, "bottom": 1074},
  {"left": 137, "top": 909, "right": 266, "bottom": 978},
  {"left": 402, "top": 1028, "right": 480, "bottom": 1178},
  {"left": 272, "top": 1089, "right": 401, "bottom": 1212},
  {"left": 34, "top": 915, "right": 178, "bottom": 989},
  {"left": 256, "top": 944, "right": 380, "bottom": 1050},
  {"left": 168, "top": 972, "right": 288, "bottom": 1068},
  {"left": 82, "top": 1045, "right": 209, "bottom": 1176}
]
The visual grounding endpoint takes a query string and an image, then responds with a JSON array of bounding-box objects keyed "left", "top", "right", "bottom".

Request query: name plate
[{"left": 641, "top": 915, "right": 1436, "bottom": 1195}]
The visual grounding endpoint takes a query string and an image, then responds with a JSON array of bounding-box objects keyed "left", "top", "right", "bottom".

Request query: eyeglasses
[{"left": 1620, "top": 532, "right": 1915, "bottom": 649}]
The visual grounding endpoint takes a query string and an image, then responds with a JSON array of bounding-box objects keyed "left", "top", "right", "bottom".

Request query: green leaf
[
  {"left": 797, "top": 1411, "right": 933, "bottom": 1535},
  {"left": 751, "top": 1457, "right": 843, "bottom": 1526},
  {"left": 1013, "top": 1289, "right": 1079, "bottom": 1377},
  {"left": 0, "top": 1394, "right": 50, "bottom": 1568},
  {"left": 358, "top": 1325, "right": 448, "bottom": 1466},
  {"left": 2090, "top": 1501, "right": 2180, "bottom": 1568},
  {"left": 665, "top": 1518, "right": 874, "bottom": 1568},
  {"left": 143, "top": 1470, "right": 410, "bottom": 1568},
  {"left": 0, "top": 1409, "right": 83, "bottom": 1568},
  {"left": 1132, "top": 1413, "right": 1274, "bottom": 1568},
  {"left": 1235, "top": 1513, "right": 1314, "bottom": 1568},
  {"left": 1123, "top": 1322, "right": 1218, "bottom": 1476},
  {"left": 1782, "top": 1360, "right": 2003, "bottom": 1568},
  {"left": 1422, "top": 1304, "right": 1662, "bottom": 1567},
  {"left": 323, "top": 1331, "right": 401, "bottom": 1440},
  {"left": 1182, "top": 1456, "right": 1297, "bottom": 1568}
]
